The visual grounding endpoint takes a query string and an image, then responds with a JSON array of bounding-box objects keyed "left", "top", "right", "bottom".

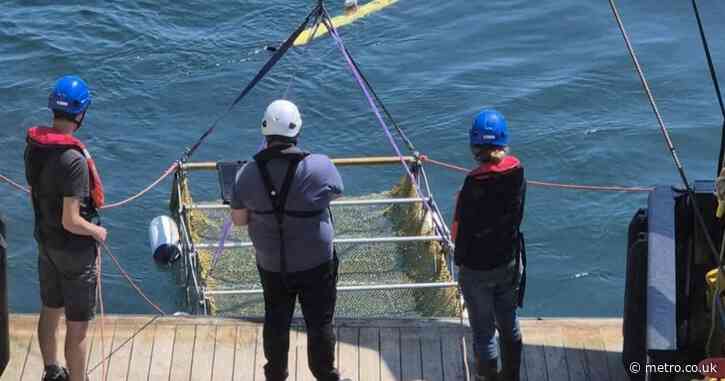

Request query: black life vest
[
  {"left": 25, "top": 126, "right": 104, "bottom": 248},
  {"left": 252, "top": 144, "right": 326, "bottom": 277},
  {"left": 453, "top": 156, "right": 526, "bottom": 271}
]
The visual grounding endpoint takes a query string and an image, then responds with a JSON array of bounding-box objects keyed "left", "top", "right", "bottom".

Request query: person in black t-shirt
[
  {"left": 24, "top": 76, "right": 107, "bottom": 381},
  {"left": 453, "top": 110, "right": 525, "bottom": 381}
]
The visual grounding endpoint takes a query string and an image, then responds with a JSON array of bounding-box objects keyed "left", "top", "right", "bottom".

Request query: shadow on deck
[{"left": 3, "top": 314, "right": 628, "bottom": 381}]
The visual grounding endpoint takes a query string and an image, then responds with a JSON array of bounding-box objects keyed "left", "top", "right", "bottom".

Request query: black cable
[
  {"left": 346, "top": 48, "right": 418, "bottom": 154},
  {"left": 691, "top": 0, "right": 725, "bottom": 176},
  {"left": 608, "top": 0, "right": 720, "bottom": 266},
  {"left": 318, "top": 3, "right": 418, "bottom": 154},
  {"left": 182, "top": 4, "right": 321, "bottom": 162}
]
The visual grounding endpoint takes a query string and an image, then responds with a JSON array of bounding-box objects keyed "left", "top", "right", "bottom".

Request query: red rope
[
  {"left": 0, "top": 162, "right": 178, "bottom": 207},
  {"left": 86, "top": 243, "right": 166, "bottom": 376},
  {"left": 100, "top": 243, "right": 166, "bottom": 315},
  {"left": 100, "top": 162, "right": 179, "bottom": 209},
  {"left": 421, "top": 156, "right": 653, "bottom": 193},
  {"left": 0, "top": 174, "right": 30, "bottom": 194}
]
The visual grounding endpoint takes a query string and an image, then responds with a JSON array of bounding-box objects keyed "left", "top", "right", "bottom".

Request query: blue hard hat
[
  {"left": 470, "top": 109, "right": 508, "bottom": 147},
  {"left": 48, "top": 75, "right": 91, "bottom": 115}
]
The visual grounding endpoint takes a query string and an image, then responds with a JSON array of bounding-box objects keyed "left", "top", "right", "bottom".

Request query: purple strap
[
  {"left": 323, "top": 17, "right": 448, "bottom": 237},
  {"left": 211, "top": 217, "right": 233, "bottom": 268}
]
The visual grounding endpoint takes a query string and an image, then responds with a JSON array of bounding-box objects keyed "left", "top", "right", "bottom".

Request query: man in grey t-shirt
[
  {"left": 231, "top": 100, "right": 343, "bottom": 381},
  {"left": 25, "top": 76, "right": 108, "bottom": 381}
]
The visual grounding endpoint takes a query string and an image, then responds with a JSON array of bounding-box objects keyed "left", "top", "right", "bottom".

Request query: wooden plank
[
  {"left": 0, "top": 323, "right": 32, "bottom": 381},
  {"left": 254, "top": 325, "right": 266, "bottom": 381},
  {"left": 169, "top": 324, "right": 195, "bottom": 380},
  {"left": 212, "top": 325, "right": 237, "bottom": 381},
  {"left": 358, "top": 327, "right": 380, "bottom": 381},
  {"left": 191, "top": 324, "right": 216, "bottom": 380},
  {"left": 234, "top": 326, "right": 257, "bottom": 381},
  {"left": 522, "top": 325, "right": 549, "bottom": 381},
  {"left": 379, "top": 328, "right": 401, "bottom": 381},
  {"left": 148, "top": 324, "right": 175, "bottom": 381},
  {"left": 127, "top": 321, "right": 156, "bottom": 381},
  {"left": 420, "top": 329, "right": 443, "bottom": 381},
  {"left": 86, "top": 321, "right": 116, "bottom": 381},
  {"left": 600, "top": 325, "right": 628, "bottom": 381},
  {"left": 541, "top": 325, "right": 569, "bottom": 381},
  {"left": 2, "top": 317, "right": 35, "bottom": 381},
  {"left": 19, "top": 331, "right": 44, "bottom": 381},
  {"left": 580, "top": 328, "right": 610, "bottom": 381},
  {"left": 441, "top": 329, "right": 466, "bottom": 381},
  {"left": 562, "top": 326, "right": 590, "bottom": 381},
  {"left": 337, "top": 327, "right": 359, "bottom": 381},
  {"left": 441, "top": 330, "right": 466, "bottom": 381},
  {"left": 400, "top": 328, "right": 422, "bottom": 381},
  {"left": 295, "top": 330, "right": 315, "bottom": 381},
  {"left": 106, "top": 322, "right": 135, "bottom": 381}
]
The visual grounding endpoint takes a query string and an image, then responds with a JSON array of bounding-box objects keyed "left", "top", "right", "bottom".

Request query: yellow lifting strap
[{"left": 293, "top": 0, "right": 399, "bottom": 46}]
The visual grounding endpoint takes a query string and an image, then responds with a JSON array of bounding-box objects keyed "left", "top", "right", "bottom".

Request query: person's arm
[
  {"left": 59, "top": 151, "right": 107, "bottom": 242},
  {"left": 231, "top": 208, "right": 249, "bottom": 226},
  {"left": 230, "top": 164, "right": 250, "bottom": 226},
  {"left": 325, "top": 158, "right": 344, "bottom": 200},
  {"left": 62, "top": 197, "right": 107, "bottom": 242}
]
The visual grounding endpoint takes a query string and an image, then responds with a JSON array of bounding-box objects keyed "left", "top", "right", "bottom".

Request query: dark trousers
[{"left": 258, "top": 259, "right": 340, "bottom": 381}]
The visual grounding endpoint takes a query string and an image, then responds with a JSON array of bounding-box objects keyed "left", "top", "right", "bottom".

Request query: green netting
[{"left": 175, "top": 170, "right": 460, "bottom": 318}]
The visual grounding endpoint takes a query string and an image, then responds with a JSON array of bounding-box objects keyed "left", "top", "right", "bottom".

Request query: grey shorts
[{"left": 38, "top": 244, "right": 98, "bottom": 322}]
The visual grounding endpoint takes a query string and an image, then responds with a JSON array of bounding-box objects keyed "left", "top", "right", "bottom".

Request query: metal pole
[
  {"left": 196, "top": 235, "right": 444, "bottom": 249},
  {"left": 181, "top": 156, "right": 416, "bottom": 171},
  {"left": 608, "top": 0, "right": 720, "bottom": 264},
  {"left": 691, "top": 0, "right": 725, "bottom": 176},
  {"left": 205, "top": 281, "right": 459, "bottom": 295},
  {"left": 188, "top": 197, "right": 430, "bottom": 210}
]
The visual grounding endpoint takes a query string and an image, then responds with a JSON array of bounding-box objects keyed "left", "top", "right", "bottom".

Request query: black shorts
[{"left": 38, "top": 244, "right": 98, "bottom": 322}]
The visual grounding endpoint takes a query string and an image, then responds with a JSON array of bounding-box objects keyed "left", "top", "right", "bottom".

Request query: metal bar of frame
[
  {"left": 181, "top": 156, "right": 416, "bottom": 171},
  {"left": 174, "top": 157, "right": 460, "bottom": 316},
  {"left": 195, "top": 235, "right": 445, "bottom": 249},
  {"left": 187, "top": 197, "right": 431, "bottom": 211},
  {"left": 205, "top": 281, "right": 460, "bottom": 295},
  {"left": 175, "top": 169, "right": 208, "bottom": 314}
]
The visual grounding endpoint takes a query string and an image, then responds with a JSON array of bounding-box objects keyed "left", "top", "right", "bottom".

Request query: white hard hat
[{"left": 261, "top": 99, "right": 302, "bottom": 138}]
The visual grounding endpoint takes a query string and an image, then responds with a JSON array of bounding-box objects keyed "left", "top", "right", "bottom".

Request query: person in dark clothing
[
  {"left": 452, "top": 109, "right": 526, "bottom": 381},
  {"left": 24, "top": 76, "right": 107, "bottom": 381},
  {"left": 230, "top": 100, "right": 344, "bottom": 381}
]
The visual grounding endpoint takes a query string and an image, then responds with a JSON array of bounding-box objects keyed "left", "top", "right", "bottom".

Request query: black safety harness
[{"left": 252, "top": 145, "right": 325, "bottom": 280}]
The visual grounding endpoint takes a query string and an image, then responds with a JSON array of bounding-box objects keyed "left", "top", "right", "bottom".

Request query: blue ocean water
[{"left": 1, "top": 0, "right": 724, "bottom": 317}]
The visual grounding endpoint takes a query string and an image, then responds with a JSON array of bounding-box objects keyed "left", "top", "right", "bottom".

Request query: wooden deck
[{"left": 2, "top": 314, "right": 628, "bottom": 381}]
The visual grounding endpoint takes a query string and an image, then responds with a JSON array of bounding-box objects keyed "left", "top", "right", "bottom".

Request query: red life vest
[
  {"left": 26, "top": 126, "right": 105, "bottom": 208},
  {"left": 468, "top": 155, "right": 521, "bottom": 177},
  {"left": 451, "top": 155, "right": 522, "bottom": 241}
]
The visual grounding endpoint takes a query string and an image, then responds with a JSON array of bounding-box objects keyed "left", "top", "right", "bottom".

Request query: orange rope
[{"left": 421, "top": 156, "right": 654, "bottom": 193}]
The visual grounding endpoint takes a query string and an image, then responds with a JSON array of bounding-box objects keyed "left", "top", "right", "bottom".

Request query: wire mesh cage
[{"left": 171, "top": 158, "right": 460, "bottom": 318}]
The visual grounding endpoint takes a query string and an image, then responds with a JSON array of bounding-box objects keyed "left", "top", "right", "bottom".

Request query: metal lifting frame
[{"left": 173, "top": 157, "right": 459, "bottom": 314}]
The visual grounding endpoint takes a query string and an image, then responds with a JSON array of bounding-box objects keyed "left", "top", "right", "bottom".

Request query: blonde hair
[{"left": 472, "top": 145, "right": 508, "bottom": 164}]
